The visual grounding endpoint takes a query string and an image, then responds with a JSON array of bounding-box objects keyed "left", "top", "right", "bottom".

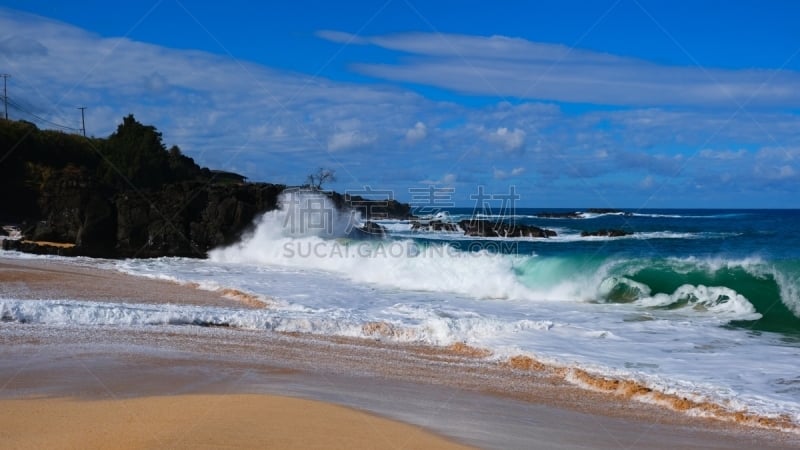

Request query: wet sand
[
  {"left": 1, "top": 256, "right": 798, "bottom": 449},
  {"left": 0, "top": 258, "right": 268, "bottom": 308}
]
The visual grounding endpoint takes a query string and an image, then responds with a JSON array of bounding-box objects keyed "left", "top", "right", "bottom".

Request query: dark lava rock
[
  {"left": 19, "top": 167, "right": 286, "bottom": 258},
  {"left": 581, "top": 229, "right": 633, "bottom": 237},
  {"left": 355, "top": 220, "right": 387, "bottom": 238},
  {"left": 535, "top": 211, "right": 582, "bottom": 219},
  {"left": 458, "top": 220, "right": 556, "bottom": 238},
  {"left": 113, "top": 181, "right": 284, "bottom": 258},
  {"left": 586, "top": 208, "right": 632, "bottom": 216},
  {"left": 411, "top": 219, "right": 460, "bottom": 232}
]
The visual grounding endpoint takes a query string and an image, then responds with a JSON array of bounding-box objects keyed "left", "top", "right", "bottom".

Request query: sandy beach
[
  {"left": 0, "top": 395, "right": 472, "bottom": 450},
  {"left": 1, "top": 256, "right": 798, "bottom": 449}
]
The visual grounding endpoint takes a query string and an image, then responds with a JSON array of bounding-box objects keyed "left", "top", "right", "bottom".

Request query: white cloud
[
  {"left": 405, "top": 121, "right": 427, "bottom": 143},
  {"left": 753, "top": 162, "right": 796, "bottom": 181},
  {"left": 493, "top": 167, "right": 525, "bottom": 180},
  {"left": 320, "top": 31, "right": 800, "bottom": 108},
  {"left": 487, "top": 127, "right": 525, "bottom": 151},
  {"left": 314, "top": 30, "right": 367, "bottom": 45},
  {"left": 639, "top": 175, "right": 655, "bottom": 189},
  {"left": 421, "top": 173, "right": 457, "bottom": 186},
  {"left": 779, "top": 165, "right": 796, "bottom": 178},
  {"left": 327, "top": 130, "right": 376, "bottom": 151},
  {"left": 144, "top": 71, "right": 169, "bottom": 93},
  {"left": 756, "top": 146, "right": 799, "bottom": 161},
  {"left": 699, "top": 149, "right": 747, "bottom": 160},
  {"left": 0, "top": 34, "right": 48, "bottom": 56}
]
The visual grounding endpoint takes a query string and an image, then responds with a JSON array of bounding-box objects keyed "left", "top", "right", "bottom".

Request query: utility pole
[
  {"left": 1, "top": 74, "right": 9, "bottom": 120},
  {"left": 77, "top": 106, "right": 86, "bottom": 136}
]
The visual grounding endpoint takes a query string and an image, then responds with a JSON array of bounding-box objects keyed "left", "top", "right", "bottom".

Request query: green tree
[
  {"left": 99, "top": 114, "right": 169, "bottom": 189},
  {"left": 167, "top": 144, "right": 204, "bottom": 181}
]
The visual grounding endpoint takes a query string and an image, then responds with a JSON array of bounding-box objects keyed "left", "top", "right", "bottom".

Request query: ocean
[{"left": 3, "top": 192, "right": 800, "bottom": 427}]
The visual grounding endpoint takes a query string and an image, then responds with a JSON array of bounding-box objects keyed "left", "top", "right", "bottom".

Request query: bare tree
[{"left": 306, "top": 167, "right": 336, "bottom": 190}]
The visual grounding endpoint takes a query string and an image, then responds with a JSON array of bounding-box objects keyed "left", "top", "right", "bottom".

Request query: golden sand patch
[
  {"left": 504, "top": 355, "right": 546, "bottom": 372},
  {"left": 0, "top": 395, "right": 473, "bottom": 450},
  {"left": 174, "top": 280, "right": 269, "bottom": 309},
  {"left": 21, "top": 240, "right": 75, "bottom": 248},
  {"left": 499, "top": 354, "right": 797, "bottom": 432},
  {"left": 359, "top": 325, "right": 493, "bottom": 359},
  {"left": 446, "top": 342, "right": 492, "bottom": 358},
  {"left": 361, "top": 321, "right": 417, "bottom": 340},
  {"left": 566, "top": 368, "right": 797, "bottom": 431},
  {"left": 218, "top": 288, "right": 270, "bottom": 309}
]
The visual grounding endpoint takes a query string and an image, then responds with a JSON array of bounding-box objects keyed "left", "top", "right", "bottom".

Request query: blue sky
[{"left": 1, "top": 1, "right": 799, "bottom": 207}]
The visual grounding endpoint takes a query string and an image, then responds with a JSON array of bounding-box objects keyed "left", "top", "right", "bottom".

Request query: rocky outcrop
[
  {"left": 411, "top": 220, "right": 460, "bottom": 232},
  {"left": 327, "top": 191, "right": 413, "bottom": 220},
  {"left": 17, "top": 167, "right": 286, "bottom": 258},
  {"left": 586, "top": 208, "right": 628, "bottom": 214},
  {"left": 19, "top": 167, "right": 117, "bottom": 256},
  {"left": 409, "top": 218, "right": 557, "bottom": 238},
  {"left": 459, "top": 220, "right": 556, "bottom": 238},
  {"left": 535, "top": 211, "right": 583, "bottom": 219},
  {"left": 111, "top": 182, "right": 284, "bottom": 258},
  {"left": 351, "top": 221, "right": 387, "bottom": 238},
  {"left": 581, "top": 229, "right": 633, "bottom": 237},
  {"left": 11, "top": 172, "right": 418, "bottom": 257},
  {"left": 536, "top": 208, "right": 630, "bottom": 218}
]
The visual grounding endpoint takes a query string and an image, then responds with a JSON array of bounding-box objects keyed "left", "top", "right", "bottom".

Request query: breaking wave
[{"left": 208, "top": 192, "right": 800, "bottom": 330}]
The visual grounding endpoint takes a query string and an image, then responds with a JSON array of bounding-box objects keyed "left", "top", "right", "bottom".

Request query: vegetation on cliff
[{"left": 0, "top": 115, "right": 408, "bottom": 258}]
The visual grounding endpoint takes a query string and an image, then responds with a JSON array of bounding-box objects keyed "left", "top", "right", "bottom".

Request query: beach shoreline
[{"left": 1, "top": 255, "right": 798, "bottom": 449}]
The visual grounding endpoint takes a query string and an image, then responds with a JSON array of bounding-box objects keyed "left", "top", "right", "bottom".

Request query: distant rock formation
[
  {"left": 411, "top": 220, "right": 460, "bottom": 232},
  {"left": 586, "top": 208, "right": 632, "bottom": 216},
  {"left": 581, "top": 229, "right": 633, "bottom": 237},
  {"left": 409, "top": 218, "right": 557, "bottom": 238},
  {"left": 535, "top": 211, "right": 583, "bottom": 219},
  {"left": 459, "top": 220, "right": 556, "bottom": 238},
  {"left": 536, "top": 208, "right": 630, "bottom": 218}
]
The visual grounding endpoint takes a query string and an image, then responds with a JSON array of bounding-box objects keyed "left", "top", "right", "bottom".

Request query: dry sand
[
  {"left": 1, "top": 256, "right": 799, "bottom": 449},
  {"left": 0, "top": 395, "right": 472, "bottom": 450}
]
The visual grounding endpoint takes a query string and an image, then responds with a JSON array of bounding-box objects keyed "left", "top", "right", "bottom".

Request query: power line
[
  {"left": 6, "top": 96, "right": 81, "bottom": 132},
  {"left": 1, "top": 74, "right": 86, "bottom": 134}
]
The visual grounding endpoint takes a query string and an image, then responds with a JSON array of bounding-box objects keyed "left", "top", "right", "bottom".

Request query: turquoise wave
[{"left": 512, "top": 254, "right": 800, "bottom": 334}]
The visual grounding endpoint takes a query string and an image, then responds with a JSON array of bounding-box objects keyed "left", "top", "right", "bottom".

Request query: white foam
[
  {"left": 210, "top": 192, "right": 538, "bottom": 300},
  {"left": 635, "top": 284, "right": 761, "bottom": 320}
]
